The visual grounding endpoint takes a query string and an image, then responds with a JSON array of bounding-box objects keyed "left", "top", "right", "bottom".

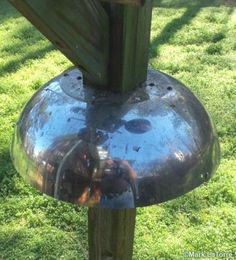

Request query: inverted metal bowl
[{"left": 11, "top": 68, "right": 220, "bottom": 208}]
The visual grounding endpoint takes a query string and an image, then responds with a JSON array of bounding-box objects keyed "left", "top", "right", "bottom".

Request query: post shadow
[
  {"left": 153, "top": 0, "right": 236, "bottom": 8},
  {"left": 149, "top": 4, "right": 202, "bottom": 59},
  {"left": 0, "top": 0, "right": 20, "bottom": 23},
  {"left": 0, "top": 24, "right": 55, "bottom": 75},
  {"left": 150, "top": 0, "right": 235, "bottom": 59},
  {"left": 0, "top": 44, "right": 54, "bottom": 75}
]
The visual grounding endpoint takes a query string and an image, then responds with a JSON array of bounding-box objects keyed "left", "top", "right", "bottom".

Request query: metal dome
[{"left": 11, "top": 68, "right": 220, "bottom": 208}]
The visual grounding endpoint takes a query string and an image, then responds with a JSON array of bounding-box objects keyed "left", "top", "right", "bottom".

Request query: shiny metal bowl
[{"left": 11, "top": 68, "right": 220, "bottom": 208}]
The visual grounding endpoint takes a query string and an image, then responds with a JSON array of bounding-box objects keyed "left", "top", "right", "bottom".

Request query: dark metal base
[{"left": 11, "top": 68, "right": 220, "bottom": 208}]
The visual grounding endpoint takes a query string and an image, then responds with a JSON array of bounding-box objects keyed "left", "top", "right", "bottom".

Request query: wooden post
[
  {"left": 105, "top": 0, "right": 153, "bottom": 92},
  {"left": 9, "top": 0, "right": 109, "bottom": 87},
  {"left": 9, "top": 0, "right": 152, "bottom": 92},
  {"left": 87, "top": 2, "right": 151, "bottom": 259},
  {"left": 88, "top": 208, "right": 136, "bottom": 260}
]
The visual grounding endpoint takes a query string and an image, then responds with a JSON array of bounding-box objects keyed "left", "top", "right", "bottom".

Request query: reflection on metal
[{"left": 11, "top": 68, "right": 220, "bottom": 208}]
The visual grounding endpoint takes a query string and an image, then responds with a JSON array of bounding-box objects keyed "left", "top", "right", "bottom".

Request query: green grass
[{"left": 0, "top": 0, "right": 236, "bottom": 259}]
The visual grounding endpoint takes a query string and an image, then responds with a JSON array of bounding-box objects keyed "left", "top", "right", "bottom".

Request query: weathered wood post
[
  {"left": 88, "top": 208, "right": 136, "bottom": 259},
  {"left": 104, "top": 0, "right": 153, "bottom": 92},
  {"left": 9, "top": 0, "right": 220, "bottom": 259}
]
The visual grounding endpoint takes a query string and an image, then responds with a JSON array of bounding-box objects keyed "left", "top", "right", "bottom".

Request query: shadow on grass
[
  {"left": 150, "top": 4, "right": 202, "bottom": 58},
  {"left": 0, "top": 225, "right": 88, "bottom": 260},
  {"left": 0, "top": 44, "right": 54, "bottom": 75},
  {"left": 150, "top": 0, "right": 235, "bottom": 59},
  {"left": 0, "top": 147, "right": 19, "bottom": 195},
  {"left": 153, "top": 0, "right": 236, "bottom": 8},
  {"left": 1, "top": 1, "right": 55, "bottom": 75},
  {"left": 0, "top": 0, "right": 21, "bottom": 23}
]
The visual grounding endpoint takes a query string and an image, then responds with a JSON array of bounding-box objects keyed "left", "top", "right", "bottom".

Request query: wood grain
[
  {"left": 9, "top": 0, "right": 153, "bottom": 92},
  {"left": 9, "top": 0, "right": 109, "bottom": 87},
  {"left": 88, "top": 208, "right": 136, "bottom": 260},
  {"left": 105, "top": 0, "right": 153, "bottom": 92}
]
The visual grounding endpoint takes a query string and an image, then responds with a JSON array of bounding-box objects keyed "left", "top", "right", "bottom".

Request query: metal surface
[{"left": 11, "top": 68, "right": 220, "bottom": 208}]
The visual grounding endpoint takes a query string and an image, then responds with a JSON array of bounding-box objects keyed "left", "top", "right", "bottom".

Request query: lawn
[{"left": 0, "top": 0, "right": 236, "bottom": 259}]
